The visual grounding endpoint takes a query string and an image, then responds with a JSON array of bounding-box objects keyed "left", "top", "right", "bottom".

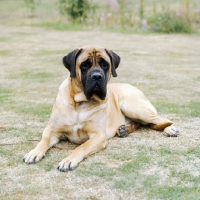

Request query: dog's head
[{"left": 62, "top": 45, "right": 120, "bottom": 100}]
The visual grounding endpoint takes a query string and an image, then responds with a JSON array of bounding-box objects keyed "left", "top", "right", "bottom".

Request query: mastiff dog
[{"left": 23, "top": 45, "right": 179, "bottom": 171}]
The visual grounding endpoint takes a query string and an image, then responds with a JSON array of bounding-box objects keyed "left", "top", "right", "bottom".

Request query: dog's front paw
[
  {"left": 57, "top": 157, "right": 79, "bottom": 172},
  {"left": 23, "top": 149, "right": 45, "bottom": 164},
  {"left": 163, "top": 125, "right": 179, "bottom": 137}
]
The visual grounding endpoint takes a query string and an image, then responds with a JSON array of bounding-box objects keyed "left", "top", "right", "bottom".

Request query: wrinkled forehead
[{"left": 77, "top": 46, "right": 110, "bottom": 63}]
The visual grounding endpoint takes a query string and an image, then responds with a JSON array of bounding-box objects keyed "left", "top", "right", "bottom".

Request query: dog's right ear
[
  {"left": 105, "top": 49, "right": 120, "bottom": 77},
  {"left": 62, "top": 49, "right": 82, "bottom": 78}
]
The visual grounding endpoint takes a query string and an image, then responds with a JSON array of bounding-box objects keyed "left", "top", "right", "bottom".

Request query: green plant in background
[
  {"left": 185, "top": 0, "right": 190, "bottom": 20},
  {"left": 148, "top": 11, "right": 192, "bottom": 33},
  {"left": 59, "top": 0, "right": 90, "bottom": 22},
  {"left": 58, "top": 0, "right": 67, "bottom": 15},
  {"left": 117, "top": 0, "right": 125, "bottom": 27},
  {"left": 139, "top": 0, "right": 144, "bottom": 21},
  {"left": 21, "top": 0, "right": 200, "bottom": 33},
  {"left": 24, "top": 0, "right": 40, "bottom": 17}
]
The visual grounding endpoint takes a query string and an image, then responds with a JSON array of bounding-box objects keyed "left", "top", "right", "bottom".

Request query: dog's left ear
[
  {"left": 105, "top": 49, "right": 120, "bottom": 77},
  {"left": 62, "top": 48, "right": 82, "bottom": 78}
]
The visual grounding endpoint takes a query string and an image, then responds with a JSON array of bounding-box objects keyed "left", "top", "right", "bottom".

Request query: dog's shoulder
[
  {"left": 58, "top": 77, "right": 70, "bottom": 93},
  {"left": 53, "top": 77, "right": 74, "bottom": 112}
]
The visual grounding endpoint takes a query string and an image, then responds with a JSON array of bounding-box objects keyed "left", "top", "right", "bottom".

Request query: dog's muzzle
[
  {"left": 85, "top": 71, "right": 107, "bottom": 100},
  {"left": 91, "top": 72, "right": 103, "bottom": 82},
  {"left": 91, "top": 72, "right": 103, "bottom": 92}
]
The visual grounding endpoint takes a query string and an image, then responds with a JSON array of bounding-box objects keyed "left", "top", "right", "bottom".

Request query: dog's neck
[
  {"left": 70, "top": 77, "right": 83, "bottom": 96},
  {"left": 74, "top": 92, "right": 87, "bottom": 102},
  {"left": 74, "top": 92, "right": 105, "bottom": 103}
]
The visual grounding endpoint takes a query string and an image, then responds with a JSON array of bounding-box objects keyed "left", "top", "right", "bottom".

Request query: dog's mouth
[
  {"left": 92, "top": 83, "right": 103, "bottom": 98},
  {"left": 84, "top": 73, "right": 107, "bottom": 100}
]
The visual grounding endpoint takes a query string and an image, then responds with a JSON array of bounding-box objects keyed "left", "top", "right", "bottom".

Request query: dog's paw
[
  {"left": 57, "top": 157, "right": 78, "bottom": 172},
  {"left": 163, "top": 125, "right": 179, "bottom": 137},
  {"left": 23, "top": 149, "right": 45, "bottom": 164},
  {"left": 117, "top": 125, "right": 129, "bottom": 138}
]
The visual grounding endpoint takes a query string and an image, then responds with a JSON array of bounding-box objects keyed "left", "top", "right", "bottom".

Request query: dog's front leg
[
  {"left": 57, "top": 133, "right": 107, "bottom": 172},
  {"left": 23, "top": 126, "right": 59, "bottom": 163}
]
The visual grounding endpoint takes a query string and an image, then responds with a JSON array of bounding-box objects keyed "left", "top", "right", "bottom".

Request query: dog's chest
[
  {"left": 63, "top": 102, "right": 106, "bottom": 144},
  {"left": 68, "top": 102, "right": 104, "bottom": 125}
]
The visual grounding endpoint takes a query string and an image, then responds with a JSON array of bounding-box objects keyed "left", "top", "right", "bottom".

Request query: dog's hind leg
[
  {"left": 147, "top": 115, "right": 179, "bottom": 137},
  {"left": 117, "top": 120, "right": 140, "bottom": 137},
  {"left": 119, "top": 90, "right": 179, "bottom": 137}
]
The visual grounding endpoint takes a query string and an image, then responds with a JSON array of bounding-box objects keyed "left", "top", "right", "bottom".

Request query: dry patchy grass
[{"left": 0, "top": 25, "right": 200, "bottom": 199}]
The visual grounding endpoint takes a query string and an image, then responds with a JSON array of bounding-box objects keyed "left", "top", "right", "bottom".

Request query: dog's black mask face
[
  {"left": 80, "top": 57, "right": 109, "bottom": 100},
  {"left": 63, "top": 46, "right": 120, "bottom": 101}
]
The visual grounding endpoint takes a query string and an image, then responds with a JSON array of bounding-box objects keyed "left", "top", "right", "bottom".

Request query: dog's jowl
[{"left": 23, "top": 45, "right": 179, "bottom": 172}]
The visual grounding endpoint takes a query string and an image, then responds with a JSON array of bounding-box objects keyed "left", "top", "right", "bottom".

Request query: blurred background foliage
[{"left": 0, "top": 0, "right": 200, "bottom": 33}]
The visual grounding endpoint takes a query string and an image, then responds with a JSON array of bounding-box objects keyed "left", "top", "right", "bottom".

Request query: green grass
[
  {"left": 8, "top": 101, "right": 52, "bottom": 120},
  {"left": 9, "top": 69, "right": 55, "bottom": 80},
  {"left": 195, "top": 76, "right": 200, "bottom": 81},
  {"left": 14, "top": 32, "right": 33, "bottom": 36},
  {"left": 20, "top": 71, "right": 54, "bottom": 79},
  {"left": 0, "top": 50, "right": 11, "bottom": 56},
  {"left": 0, "top": 37, "right": 9, "bottom": 42},
  {"left": 155, "top": 100, "right": 200, "bottom": 117},
  {"left": 32, "top": 22, "right": 89, "bottom": 31},
  {"left": 146, "top": 181, "right": 200, "bottom": 199},
  {"left": 0, "top": 87, "right": 13, "bottom": 103},
  {"left": 36, "top": 49, "right": 69, "bottom": 56},
  {"left": 77, "top": 155, "right": 151, "bottom": 191},
  {"left": 38, "top": 161, "right": 55, "bottom": 172},
  {"left": 0, "top": 86, "right": 52, "bottom": 120},
  {"left": 146, "top": 166, "right": 200, "bottom": 199},
  {"left": 187, "top": 145, "right": 200, "bottom": 158},
  {"left": 75, "top": 144, "right": 200, "bottom": 199}
]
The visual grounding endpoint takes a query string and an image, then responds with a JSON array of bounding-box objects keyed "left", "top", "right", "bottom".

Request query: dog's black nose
[{"left": 91, "top": 72, "right": 102, "bottom": 81}]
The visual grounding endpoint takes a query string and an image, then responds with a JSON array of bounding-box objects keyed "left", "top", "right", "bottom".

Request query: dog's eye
[
  {"left": 81, "top": 62, "right": 91, "bottom": 70},
  {"left": 101, "top": 62, "right": 107, "bottom": 69}
]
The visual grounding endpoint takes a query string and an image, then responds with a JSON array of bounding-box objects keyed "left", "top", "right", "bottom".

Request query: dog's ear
[
  {"left": 62, "top": 49, "right": 82, "bottom": 78},
  {"left": 105, "top": 49, "right": 120, "bottom": 77}
]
